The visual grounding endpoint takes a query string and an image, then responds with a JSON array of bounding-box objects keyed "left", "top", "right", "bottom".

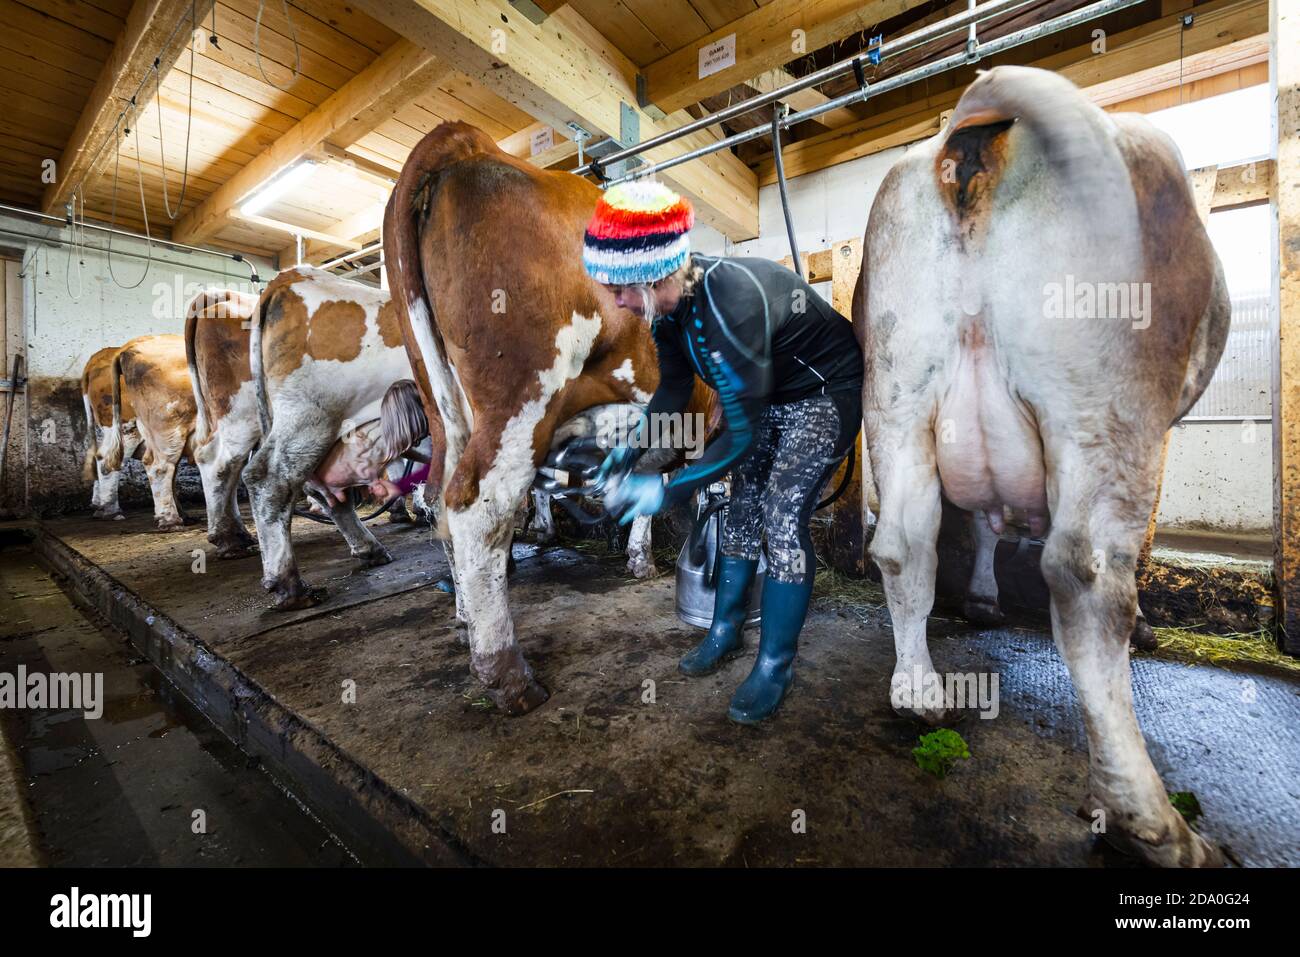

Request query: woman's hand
[
  {"left": 368, "top": 477, "right": 402, "bottom": 503},
  {"left": 593, "top": 444, "right": 638, "bottom": 491},
  {"left": 605, "top": 473, "right": 665, "bottom": 524}
]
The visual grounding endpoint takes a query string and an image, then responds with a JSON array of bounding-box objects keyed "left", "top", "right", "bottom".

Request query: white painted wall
[
  {"left": 0, "top": 209, "right": 275, "bottom": 510},
  {"left": 1158, "top": 421, "right": 1272, "bottom": 532}
]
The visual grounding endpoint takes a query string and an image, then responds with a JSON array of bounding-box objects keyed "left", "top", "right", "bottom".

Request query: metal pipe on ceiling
[
  {"left": 320, "top": 242, "right": 382, "bottom": 270},
  {"left": 598, "top": 0, "right": 1147, "bottom": 189},
  {"left": 571, "top": 0, "right": 1042, "bottom": 178},
  {"left": 0, "top": 201, "right": 262, "bottom": 285}
]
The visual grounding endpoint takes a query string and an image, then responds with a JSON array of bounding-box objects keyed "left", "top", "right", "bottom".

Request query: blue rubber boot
[
  {"left": 679, "top": 556, "right": 759, "bottom": 676},
  {"left": 727, "top": 575, "right": 813, "bottom": 725}
]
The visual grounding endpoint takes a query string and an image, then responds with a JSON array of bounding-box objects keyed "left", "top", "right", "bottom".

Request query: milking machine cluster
[{"left": 532, "top": 435, "right": 765, "bottom": 629}]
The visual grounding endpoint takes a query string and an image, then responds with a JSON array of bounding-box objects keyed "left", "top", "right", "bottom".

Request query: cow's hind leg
[
  {"left": 625, "top": 514, "right": 657, "bottom": 578},
  {"left": 326, "top": 494, "right": 393, "bottom": 567},
  {"left": 244, "top": 429, "right": 334, "bottom": 610},
  {"left": 964, "top": 509, "right": 1006, "bottom": 626},
  {"left": 197, "top": 439, "right": 257, "bottom": 558},
  {"left": 445, "top": 426, "right": 549, "bottom": 716},
  {"left": 528, "top": 490, "right": 556, "bottom": 543},
  {"left": 146, "top": 453, "right": 186, "bottom": 531},
  {"left": 868, "top": 421, "right": 949, "bottom": 725},
  {"left": 1041, "top": 438, "right": 1220, "bottom": 867},
  {"left": 93, "top": 461, "right": 125, "bottom": 520}
]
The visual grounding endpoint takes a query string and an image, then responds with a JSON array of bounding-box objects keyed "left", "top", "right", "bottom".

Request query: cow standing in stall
[
  {"left": 384, "top": 121, "right": 711, "bottom": 714},
  {"left": 241, "top": 267, "right": 417, "bottom": 609},
  {"left": 185, "top": 288, "right": 263, "bottom": 557},
  {"left": 81, "top": 346, "right": 142, "bottom": 519},
  {"left": 100, "top": 335, "right": 199, "bottom": 530},
  {"left": 857, "top": 66, "right": 1229, "bottom": 865}
]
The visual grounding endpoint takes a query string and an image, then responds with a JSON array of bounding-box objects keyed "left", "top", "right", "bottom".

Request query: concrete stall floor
[{"left": 20, "top": 510, "right": 1300, "bottom": 867}]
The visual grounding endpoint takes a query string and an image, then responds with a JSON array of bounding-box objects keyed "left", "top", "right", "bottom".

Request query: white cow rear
[{"left": 858, "top": 66, "right": 1229, "bottom": 866}]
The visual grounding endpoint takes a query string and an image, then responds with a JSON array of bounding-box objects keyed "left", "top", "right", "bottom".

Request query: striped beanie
[{"left": 582, "top": 181, "right": 694, "bottom": 286}]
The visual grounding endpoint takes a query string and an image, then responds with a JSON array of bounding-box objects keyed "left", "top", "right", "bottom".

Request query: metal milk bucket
[{"left": 676, "top": 483, "right": 765, "bottom": 628}]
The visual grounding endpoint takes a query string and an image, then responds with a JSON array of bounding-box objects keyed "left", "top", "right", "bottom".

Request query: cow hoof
[
  {"left": 962, "top": 596, "right": 1005, "bottom": 628},
  {"left": 492, "top": 677, "right": 550, "bottom": 716},
  {"left": 216, "top": 543, "right": 258, "bottom": 560},
  {"left": 1129, "top": 618, "right": 1158, "bottom": 651},
  {"left": 473, "top": 647, "right": 549, "bottom": 715},
  {"left": 627, "top": 557, "right": 659, "bottom": 580},
  {"left": 274, "top": 588, "right": 326, "bottom": 611},
  {"left": 93, "top": 507, "right": 123, "bottom": 521},
  {"left": 155, "top": 519, "right": 186, "bottom": 532},
  {"left": 1080, "top": 797, "right": 1224, "bottom": 867},
  {"left": 264, "top": 576, "right": 326, "bottom": 610},
  {"left": 355, "top": 545, "right": 393, "bottom": 568},
  {"left": 386, "top": 508, "right": 414, "bottom": 525},
  {"left": 890, "top": 669, "right": 951, "bottom": 726}
]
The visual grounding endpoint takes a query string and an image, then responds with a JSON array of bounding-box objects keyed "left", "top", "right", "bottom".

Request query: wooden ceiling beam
[
  {"left": 743, "top": 69, "right": 865, "bottom": 128},
  {"left": 350, "top": 0, "right": 758, "bottom": 240},
  {"left": 42, "top": 0, "right": 216, "bottom": 214},
  {"left": 172, "top": 37, "right": 452, "bottom": 245}
]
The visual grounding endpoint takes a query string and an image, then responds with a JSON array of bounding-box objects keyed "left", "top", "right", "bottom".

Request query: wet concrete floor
[
  {"left": 0, "top": 541, "right": 355, "bottom": 866},
  {"left": 25, "top": 512, "right": 1300, "bottom": 867}
]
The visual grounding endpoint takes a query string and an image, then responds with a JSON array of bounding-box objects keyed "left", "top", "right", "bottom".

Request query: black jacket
[{"left": 642, "top": 254, "right": 863, "bottom": 500}]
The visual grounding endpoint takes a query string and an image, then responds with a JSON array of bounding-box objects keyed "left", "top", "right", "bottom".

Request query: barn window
[{"left": 1145, "top": 83, "right": 1273, "bottom": 423}]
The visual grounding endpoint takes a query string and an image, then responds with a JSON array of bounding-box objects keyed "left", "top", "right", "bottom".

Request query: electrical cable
[
  {"left": 255, "top": 0, "right": 302, "bottom": 92},
  {"left": 106, "top": 112, "right": 155, "bottom": 290},
  {"left": 157, "top": 0, "right": 197, "bottom": 220}
]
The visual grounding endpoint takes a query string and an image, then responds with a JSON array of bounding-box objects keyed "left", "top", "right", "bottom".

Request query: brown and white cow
[
  {"left": 857, "top": 66, "right": 1229, "bottom": 865},
  {"left": 384, "top": 121, "right": 713, "bottom": 715},
  {"left": 100, "top": 335, "right": 199, "bottom": 530},
  {"left": 184, "top": 288, "right": 262, "bottom": 557},
  {"left": 241, "top": 266, "right": 415, "bottom": 608},
  {"left": 81, "top": 346, "right": 142, "bottom": 519}
]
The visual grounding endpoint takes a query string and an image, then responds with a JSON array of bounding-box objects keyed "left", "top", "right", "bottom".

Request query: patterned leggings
[{"left": 721, "top": 391, "right": 860, "bottom": 584}]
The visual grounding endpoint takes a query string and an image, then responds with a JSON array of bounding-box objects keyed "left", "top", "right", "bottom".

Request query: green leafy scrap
[
  {"left": 1169, "top": 791, "right": 1204, "bottom": 828},
  {"left": 913, "top": 729, "right": 971, "bottom": 779}
]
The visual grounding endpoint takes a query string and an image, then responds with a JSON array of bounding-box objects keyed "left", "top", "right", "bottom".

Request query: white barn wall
[
  {"left": 0, "top": 210, "right": 275, "bottom": 512},
  {"left": 689, "top": 142, "right": 1272, "bottom": 535}
]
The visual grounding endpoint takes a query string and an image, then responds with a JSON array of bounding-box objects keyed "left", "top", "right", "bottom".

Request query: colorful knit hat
[{"left": 582, "top": 181, "right": 694, "bottom": 285}]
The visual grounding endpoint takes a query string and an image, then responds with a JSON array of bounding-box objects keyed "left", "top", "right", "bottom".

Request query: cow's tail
[
  {"left": 81, "top": 383, "right": 99, "bottom": 483},
  {"left": 250, "top": 288, "right": 273, "bottom": 436},
  {"left": 185, "top": 289, "right": 217, "bottom": 444},
  {"left": 384, "top": 124, "right": 484, "bottom": 534},
  {"left": 943, "top": 65, "right": 1131, "bottom": 211},
  {"left": 100, "top": 351, "right": 126, "bottom": 472}
]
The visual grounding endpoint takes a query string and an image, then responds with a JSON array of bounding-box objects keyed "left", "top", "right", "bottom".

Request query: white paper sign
[
  {"left": 698, "top": 33, "right": 736, "bottom": 79},
  {"left": 529, "top": 126, "right": 555, "bottom": 156}
]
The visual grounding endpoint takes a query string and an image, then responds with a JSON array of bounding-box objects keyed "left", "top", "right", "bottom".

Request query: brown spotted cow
[
  {"left": 384, "top": 121, "right": 713, "bottom": 715},
  {"left": 101, "top": 335, "right": 199, "bottom": 530},
  {"left": 81, "top": 346, "right": 142, "bottom": 519},
  {"left": 858, "top": 66, "right": 1229, "bottom": 865},
  {"left": 241, "top": 266, "right": 415, "bottom": 608},
  {"left": 184, "top": 288, "right": 263, "bottom": 557}
]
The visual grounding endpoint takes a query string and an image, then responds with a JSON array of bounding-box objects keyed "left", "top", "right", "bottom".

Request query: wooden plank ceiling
[{"left": 0, "top": 0, "right": 1268, "bottom": 269}]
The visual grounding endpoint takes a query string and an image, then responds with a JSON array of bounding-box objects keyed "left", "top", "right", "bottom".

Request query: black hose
[
  {"left": 550, "top": 491, "right": 610, "bottom": 526},
  {"left": 815, "top": 443, "right": 856, "bottom": 510},
  {"left": 772, "top": 104, "right": 803, "bottom": 281},
  {"left": 687, "top": 497, "right": 731, "bottom": 566}
]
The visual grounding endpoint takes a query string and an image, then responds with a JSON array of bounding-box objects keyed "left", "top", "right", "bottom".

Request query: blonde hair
[{"left": 380, "top": 379, "right": 428, "bottom": 464}]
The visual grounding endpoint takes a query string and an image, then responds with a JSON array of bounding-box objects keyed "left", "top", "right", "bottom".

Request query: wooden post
[
  {"left": 1271, "top": 0, "right": 1300, "bottom": 654},
  {"left": 826, "top": 237, "right": 869, "bottom": 576}
]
